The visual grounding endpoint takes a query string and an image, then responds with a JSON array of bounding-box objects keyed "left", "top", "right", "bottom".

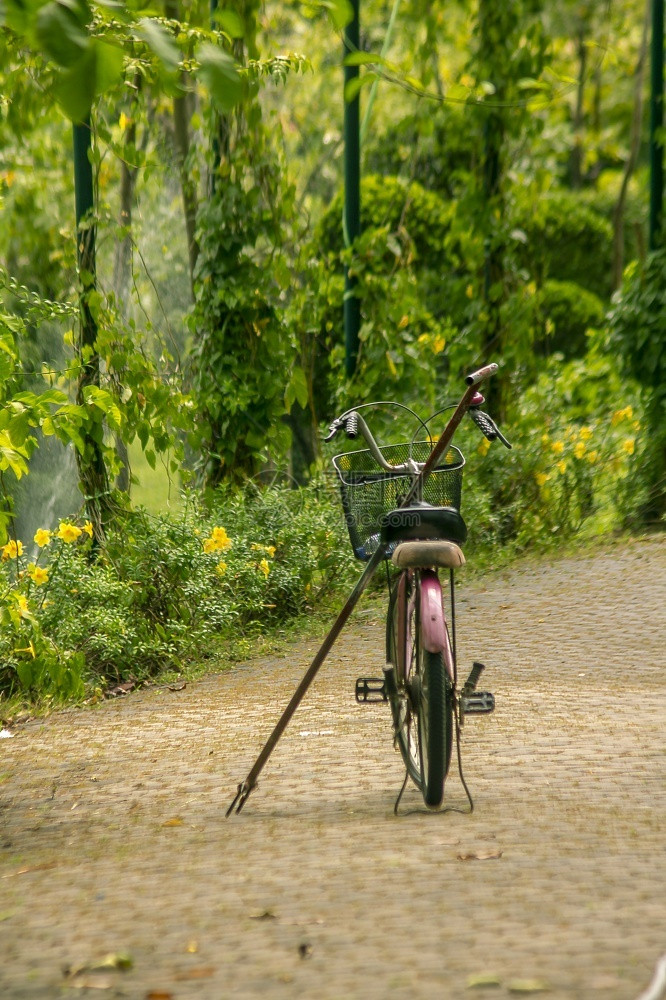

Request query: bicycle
[
  {"left": 326, "top": 363, "right": 511, "bottom": 809},
  {"left": 227, "top": 363, "right": 509, "bottom": 816}
]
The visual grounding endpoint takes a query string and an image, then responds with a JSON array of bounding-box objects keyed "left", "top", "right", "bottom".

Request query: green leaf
[
  {"left": 53, "top": 46, "right": 95, "bottom": 120},
  {"left": 215, "top": 8, "right": 244, "bottom": 39},
  {"left": 344, "top": 72, "right": 377, "bottom": 103},
  {"left": 135, "top": 17, "right": 180, "bottom": 74},
  {"left": 196, "top": 42, "right": 242, "bottom": 113},
  {"left": 284, "top": 367, "right": 309, "bottom": 411},
  {"left": 95, "top": 40, "right": 124, "bottom": 94},
  {"left": 326, "top": 0, "right": 353, "bottom": 29},
  {"left": 35, "top": 0, "right": 89, "bottom": 67},
  {"left": 343, "top": 51, "right": 385, "bottom": 67}
]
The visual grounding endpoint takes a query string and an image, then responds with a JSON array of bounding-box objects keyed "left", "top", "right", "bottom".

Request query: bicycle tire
[
  {"left": 417, "top": 648, "right": 452, "bottom": 808},
  {"left": 386, "top": 572, "right": 453, "bottom": 804}
]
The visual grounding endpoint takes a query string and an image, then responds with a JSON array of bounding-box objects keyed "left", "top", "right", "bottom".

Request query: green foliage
[
  {"left": 0, "top": 482, "right": 356, "bottom": 703},
  {"left": 187, "top": 132, "right": 295, "bottom": 484},
  {"left": 317, "top": 174, "right": 456, "bottom": 261},
  {"left": 463, "top": 349, "right": 642, "bottom": 548},
  {"left": 513, "top": 191, "right": 614, "bottom": 298},
  {"left": 534, "top": 280, "right": 605, "bottom": 357},
  {"left": 606, "top": 250, "right": 666, "bottom": 520}
]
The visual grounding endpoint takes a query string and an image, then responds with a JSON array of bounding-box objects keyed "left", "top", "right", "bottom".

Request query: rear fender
[{"left": 420, "top": 570, "right": 446, "bottom": 655}]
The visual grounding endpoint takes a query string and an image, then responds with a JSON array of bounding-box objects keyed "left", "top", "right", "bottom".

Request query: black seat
[{"left": 380, "top": 504, "right": 467, "bottom": 546}]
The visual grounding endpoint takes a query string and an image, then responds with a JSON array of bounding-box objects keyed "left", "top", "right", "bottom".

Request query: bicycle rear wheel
[{"left": 386, "top": 572, "right": 453, "bottom": 806}]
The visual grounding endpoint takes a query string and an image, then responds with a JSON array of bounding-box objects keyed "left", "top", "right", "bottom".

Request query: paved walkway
[{"left": 1, "top": 536, "right": 665, "bottom": 999}]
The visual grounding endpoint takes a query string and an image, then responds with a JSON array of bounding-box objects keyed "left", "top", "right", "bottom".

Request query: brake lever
[
  {"left": 469, "top": 408, "right": 513, "bottom": 449},
  {"left": 323, "top": 419, "right": 342, "bottom": 442}
]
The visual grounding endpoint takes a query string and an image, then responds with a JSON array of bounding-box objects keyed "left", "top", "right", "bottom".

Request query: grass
[{"left": 127, "top": 441, "right": 182, "bottom": 513}]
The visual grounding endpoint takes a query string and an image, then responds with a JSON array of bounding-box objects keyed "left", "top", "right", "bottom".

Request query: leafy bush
[
  {"left": 0, "top": 482, "right": 357, "bottom": 704},
  {"left": 513, "top": 190, "right": 614, "bottom": 299},
  {"left": 534, "top": 280, "right": 605, "bottom": 357},
  {"left": 606, "top": 249, "right": 666, "bottom": 521},
  {"left": 459, "top": 348, "right": 642, "bottom": 549},
  {"left": 316, "top": 174, "right": 457, "bottom": 263}
]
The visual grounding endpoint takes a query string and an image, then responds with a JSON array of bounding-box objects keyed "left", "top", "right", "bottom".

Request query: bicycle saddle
[{"left": 380, "top": 504, "right": 467, "bottom": 546}]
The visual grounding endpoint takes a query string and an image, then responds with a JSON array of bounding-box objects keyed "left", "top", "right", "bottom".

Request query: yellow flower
[
  {"left": 28, "top": 564, "right": 49, "bottom": 586},
  {"left": 536, "top": 472, "right": 550, "bottom": 486},
  {"left": 432, "top": 335, "right": 446, "bottom": 354},
  {"left": 586, "top": 450, "right": 599, "bottom": 464},
  {"left": 258, "top": 558, "right": 270, "bottom": 578},
  {"left": 622, "top": 438, "right": 635, "bottom": 455},
  {"left": 34, "top": 529, "right": 52, "bottom": 548},
  {"left": 83, "top": 521, "right": 94, "bottom": 538},
  {"left": 540, "top": 433, "right": 550, "bottom": 446},
  {"left": 551, "top": 440, "right": 564, "bottom": 455},
  {"left": 612, "top": 405, "right": 633, "bottom": 426},
  {"left": 215, "top": 561, "right": 227, "bottom": 577},
  {"left": 203, "top": 538, "right": 216, "bottom": 554},
  {"left": 2, "top": 539, "right": 23, "bottom": 561},
  {"left": 16, "top": 594, "right": 29, "bottom": 617},
  {"left": 573, "top": 442, "right": 586, "bottom": 459},
  {"left": 57, "top": 522, "right": 82, "bottom": 543},
  {"left": 266, "top": 545, "right": 276, "bottom": 558},
  {"left": 211, "top": 527, "right": 232, "bottom": 551},
  {"left": 477, "top": 438, "right": 491, "bottom": 457},
  {"left": 579, "top": 426, "right": 593, "bottom": 441},
  {"left": 556, "top": 460, "right": 567, "bottom": 474}
]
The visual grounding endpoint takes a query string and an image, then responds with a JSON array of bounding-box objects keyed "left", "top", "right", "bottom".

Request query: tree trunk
[
  {"left": 165, "top": 0, "right": 199, "bottom": 297},
  {"left": 73, "top": 119, "right": 111, "bottom": 542},
  {"left": 612, "top": 0, "right": 650, "bottom": 290},
  {"left": 569, "top": 28, "right": 587, "bottom": 190}
]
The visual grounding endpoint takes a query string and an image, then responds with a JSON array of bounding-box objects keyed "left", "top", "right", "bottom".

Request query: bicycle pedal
[
  {"left": 461, "top": 691, "right": 495, "bottom": 715},
  {"left": 355, "top": 677, "right": 388, "bottom": 703}
]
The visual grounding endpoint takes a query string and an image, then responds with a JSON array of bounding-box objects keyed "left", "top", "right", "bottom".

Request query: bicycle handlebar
[
  {"left": 325, "top": 361, "right": 510, "bottom": 462},
  {"left": 465, "top": 362, "right": 498, "bottom": 386}
]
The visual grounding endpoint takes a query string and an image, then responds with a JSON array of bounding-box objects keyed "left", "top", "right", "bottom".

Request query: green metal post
[
  {"left": 343, "top": 0, "right": 361, "bottom": 377},
  {"left": 650, "top": 0, "right": 664, "bottom": 249},
  {"left": 73, "top": 118, "right": 109, "bottom": 537}
]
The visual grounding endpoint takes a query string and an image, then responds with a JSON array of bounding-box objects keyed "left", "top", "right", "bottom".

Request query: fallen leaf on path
[
  {"left": 2, "top": 861, "right": 58, "bottom": 878},
  {"left": 106, "top": 681, "right": 137, "bottom": 698},
  {"left": 161, "top": 816, "right": 184, "bottom": 827},
  {"left": 457, "top": 849, "right": 503, "bottom": 861},
  {"left": 250, "top": 910, "right": 276, "bottom": 921},
  {"left": 173, "top": 967, "right": 215, "bottom": 980},
  {"left": 467, "top": 972, "right": 502, "bottom": 989},
  {"left": 65, "top": 951, "right": 133, "bottom": 977},
  {"left": 507, "top": 979, "right": 549, "bottom": 993},
  {"left": 146, "top": 991, "right": 174, "bottom": 1000},
  {"left": 298, "top": 942, "right": 313, "bottom": 960},
  {"left": 167, "top": 682, "right": 187, "bottom": 692}
]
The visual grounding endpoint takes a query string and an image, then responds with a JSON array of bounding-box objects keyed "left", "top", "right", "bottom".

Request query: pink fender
[{"left": 420, "top": 570, "right": 446, "bottom": 654}]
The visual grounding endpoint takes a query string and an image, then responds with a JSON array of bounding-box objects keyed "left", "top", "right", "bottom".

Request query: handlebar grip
[
  {"left": 469, "top": 408, "right": 513, "bottom": 449},
  {"left": 469, "top": 408, "right": 498, "bottom": 440},
  {"left": 345, "top": 411, "right": 359, "bottom": 439},
  {"left": 465, "top": 363, "right": 498, "bottom": 386}
]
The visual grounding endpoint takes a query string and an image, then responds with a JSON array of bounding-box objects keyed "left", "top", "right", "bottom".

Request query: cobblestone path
[{"left": 1, "top": 536, "right": 665, "bottom": 1000}]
